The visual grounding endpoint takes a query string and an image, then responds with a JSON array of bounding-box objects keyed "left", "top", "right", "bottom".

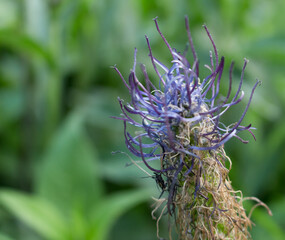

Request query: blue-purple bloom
[{"left": 113, "top": 16, "right": 259, "bottom": 216}]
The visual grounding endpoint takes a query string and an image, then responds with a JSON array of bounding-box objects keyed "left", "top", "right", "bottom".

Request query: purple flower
[{"left": 113, "top": 16, "right": 259, "bottom": 215}]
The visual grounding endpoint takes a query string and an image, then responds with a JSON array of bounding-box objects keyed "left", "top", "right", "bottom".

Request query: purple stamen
[{"left": 153, "top": 17, "right": 175, "bottom": 59}]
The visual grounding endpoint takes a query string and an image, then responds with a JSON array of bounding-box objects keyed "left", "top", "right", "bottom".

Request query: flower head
[
  {"left": 114, "top": 16, "right": 258, "bottom": 174},
  {"left": 113, "top": 16, "right": 263, "bottom": 239}
]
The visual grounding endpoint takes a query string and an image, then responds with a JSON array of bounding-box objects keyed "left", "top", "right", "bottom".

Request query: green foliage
[
  {"left": 0, "top": 189, "right": 150, "bottom": 240},
  {"left": 252, "top": 208, "right": 285, "bottom": 240},
  {"left": 0, "top": 190, "right": 68, "bottom": 240},
  {"left": 87, "top": 190, "right": 151, "bottom": 240},
  {"left": 0, "top": 112, "right": 151, "bottom": 239},
  {"left": 0, "top": 0, "right": 284, "bottom": 239},
  {"left": 0, "top": 233, "right": 14, "bottom": 240},
  {"left": 35, "top": 112, "right": 103, "bottom": 214}
]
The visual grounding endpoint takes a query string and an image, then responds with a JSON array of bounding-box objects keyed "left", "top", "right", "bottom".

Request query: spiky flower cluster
[{"left": 114, "top": 16, "right": 266, "bottom": 240}]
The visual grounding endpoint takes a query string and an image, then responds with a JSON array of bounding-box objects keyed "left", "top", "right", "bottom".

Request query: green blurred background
[{"left": 0, "top": 0, "right": 284, "bottom": 239}]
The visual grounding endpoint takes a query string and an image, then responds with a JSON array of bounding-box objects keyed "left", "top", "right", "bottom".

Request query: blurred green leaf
[
  {"left": 251, "top": 207, "right": 285, "bottom": 240},
  {"left": 0, "top": 189, "right": 68, "bottom": 240},
  {"left": 269, "top": 197, "right": 285, "bottom": 230},
  {"left": 0, "top": 29, "right": 54, "bottom": 67},
  {"left": 0, "top": 90, "right": 22, "bottom": 130},
  {"left": 0, "top": 0, "right": 17, "bottom": 29},
  {"left": 246, "top": 36, "right": 285, "bottom": 64},
  {"left": 267, "top": 118, "right": 285, "bottom": 154},
  {"left": 0, "top": 233, "right": 14, "bottom": 240},
  {"left": 24, "top": 0, "right": 49, "bottom": 44},
  {"left": 87, "top": 189, "right": 151, "bottom": 240},
  {"left": 35, "top": 111, "right": 103, "bottom": 217}
]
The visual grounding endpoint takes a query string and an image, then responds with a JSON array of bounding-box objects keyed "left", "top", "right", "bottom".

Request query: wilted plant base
[
  {"left": 152, "top": 117, "right": 271, "bottom": 239},
  {"left": 176, "top": 150, "right": 251, "bottom": 240},
  {"left": 151, "top": 119, "right": 254, "bottom": 240},
  {"left": 152, "top": 149, "right": 272, "bottom": 240}
]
